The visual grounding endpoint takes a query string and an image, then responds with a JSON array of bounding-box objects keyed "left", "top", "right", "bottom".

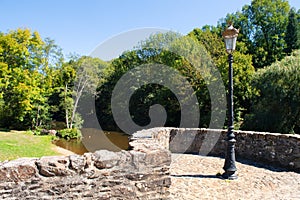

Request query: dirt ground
[{"left": 52, "top": 146, "right": 75, "bottom": 156}]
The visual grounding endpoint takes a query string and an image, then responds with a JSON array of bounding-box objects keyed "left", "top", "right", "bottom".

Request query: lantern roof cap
[{"left": 222, "top": 24, "right": 239, "bottom": 38}]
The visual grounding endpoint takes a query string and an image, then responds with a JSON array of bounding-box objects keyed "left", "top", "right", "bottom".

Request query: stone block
[
  {"left": 92, "top": 150, "right": 120, "bottom": 169},
  {"left": 130, "top": 150, "right": 147, "bottom": 171},
  {"left": 145, "top": 149, "right": 171, "bottom": 168},
  {"left": 36, "top": 156, "right": 73, "bottom": 177},
  {"left": 69, "top": 154, "right": 86, "bottom": 172},
  {"left": 0, "top": 158, "right": 38, "bottom": 182}
]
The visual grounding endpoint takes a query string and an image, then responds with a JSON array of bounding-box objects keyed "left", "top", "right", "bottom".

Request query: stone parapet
[
  {"left": 152, "top": 128, "right": 300, "bottom": 172},
  {"left": 0, "top": 131, "right": 171, "bottom": 199},
  {"left": 1, "top": 127, "right": 299, "bottom": 199}
]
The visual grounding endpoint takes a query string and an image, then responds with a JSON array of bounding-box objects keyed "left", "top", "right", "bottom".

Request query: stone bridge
[{"left": 0, "top": 128, "right": 299, "bottom": 199}]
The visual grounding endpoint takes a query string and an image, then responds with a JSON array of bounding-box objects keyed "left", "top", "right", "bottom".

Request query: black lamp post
[{"left": 221, "top": 24, "right": 239, "bottom": 180}]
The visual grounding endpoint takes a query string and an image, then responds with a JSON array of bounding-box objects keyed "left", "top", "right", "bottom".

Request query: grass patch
[{"left": 0, "top": 130, "right": 61, "bottom": 161}]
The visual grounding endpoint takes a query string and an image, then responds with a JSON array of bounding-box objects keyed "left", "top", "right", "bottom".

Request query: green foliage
[
  {"left": 58, "top": 128, "right": 82, "bottom": 140},
  {"left": 217, "top": 0, "right": 291, "bottom": 68},
  {"left": 285, "top": 8, "right": 300, "bottom": 54},
  {"left": 188, "top": 28, "right": 226, "bottom": 61},
  {"left": 27, "top": 128, "right": 42, "bottom": 136},
  {"left": 48, "top": 63, "right": 76, "bottom": 124},
  {"left": 0, "top": 65, "right": 50, "bottom": 129},
  {"left": 61, "top": 56, "right": 108, "bottom": 129},
  {"left": 0, "top": 29, "right": 63, "bottom": 130},
  {"left": 244, "top": 0, "right": 290, "bottom": 68},
  {"left": 189, "top": 29, "right": 256, "bottom": 127},
  {"left": 0, "top": 28, "right": 44, "bottom": 70},
  {"left": 242, "top": 50, "right": 300, "bottom": 134},
  {"left": 0, "top": 0, "right": 299, "bottom": 136},
  {"left": 26, "top": 128, "right": 54, "bottom": 137},
  {"left": 96, "top": 31, "right": 255, "bottom": 130},
  {"left": 96, "top": 32, "right": 211, "bottom": 130},
  {"left": 0, "top": 28, "right": 108, "bottom": 130}
]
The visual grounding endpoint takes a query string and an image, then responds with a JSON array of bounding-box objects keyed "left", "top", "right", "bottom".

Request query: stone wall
[
  {"left": 0, "top": 132, "right": 171, "bottom": 199},
  {"left": 151, "top": 128, "right": 300, "bottom": 172},
  {"left": 1, "top": 127, "right": 299, "bottom": 199}
]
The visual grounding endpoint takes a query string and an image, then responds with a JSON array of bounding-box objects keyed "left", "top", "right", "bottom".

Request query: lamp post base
[{"left": 221, "top": 171, "right": 238, "bottom": 180}]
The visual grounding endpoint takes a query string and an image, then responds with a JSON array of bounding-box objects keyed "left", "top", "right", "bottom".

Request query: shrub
[
  {"left": 242, "top": 50, "right": 300, "bottom": 134},
  {"left": 57, "top": 128, "right": 82, "bottom": 140}
]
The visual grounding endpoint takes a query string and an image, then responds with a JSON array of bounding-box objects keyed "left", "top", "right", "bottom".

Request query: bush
[
  {"left": 57, "top": 128, "right": 82, "bottom": 140},
  {"left": 242, "top": 50, "right": 300, "bottom": 134},
  {"left": 27, "top": 128, "right": 49, "bottom": 136},
  {"left": 26, "top": 128, "right": 42, "bottom": 136}
]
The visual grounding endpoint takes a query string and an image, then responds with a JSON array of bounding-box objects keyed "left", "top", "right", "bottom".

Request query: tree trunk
[
  {"left": 65, "top": 84, "right": 70, "bottom": 129},
  {"left": 70, "top": 79, "right": 88, "bottom": 129}
]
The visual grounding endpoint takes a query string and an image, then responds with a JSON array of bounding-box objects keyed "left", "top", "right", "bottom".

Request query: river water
[{"left": 53, "top": 128, "right": 130, "bottom": 154}]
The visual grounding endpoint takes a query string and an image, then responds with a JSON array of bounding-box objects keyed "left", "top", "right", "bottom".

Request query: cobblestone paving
[{"left": 169, "top": 154, "right": 300, "bottom": 200}]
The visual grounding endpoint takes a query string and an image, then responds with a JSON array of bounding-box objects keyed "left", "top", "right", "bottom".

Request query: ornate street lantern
[
  {"left": 222, "top": 24, "right": 239, "bottom": 54},
  {"left": 221, "top": 24, "right": 239, "bottom": 180}
]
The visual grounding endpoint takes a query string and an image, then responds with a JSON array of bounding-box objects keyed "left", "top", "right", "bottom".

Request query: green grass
[{"left": 0, "top": 130, "right": 61, "bottom": 161}]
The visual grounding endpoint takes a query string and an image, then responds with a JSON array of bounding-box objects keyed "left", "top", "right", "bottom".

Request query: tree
[
  {"left": 242, "top": 0, "right": 290, "bottom": 68},
  {"left": 217, "top": 0, "right": 290, "bottom": 68},
  {"left": 189, "top": 28, "right": 256, "bottom": 127},
  {"left": 96, "top": 50, "right": 146, "bottom": 131},
  {"left": 0, "top": 28, "right": 63, "bottom": 129},
  {"left": 96, "top": 31, "right": 254, "bottom": 131},
  {"left": 284, "top": 8, "right": 300, "bottom": 54},
  {"left": 0, "top": 66, "right": 49, "bottom": 129},
  {"left": 0, "top": 62, "right": 9, "bottom": 98},
  {"left": 242, "top": 50, "right": 300, "bottom": 134},
  {"left": 41, "top": 38, "right": 64, "bottom": 69},
  {"left": 96, "top": 32, "right": 211, "bottom": 131},
  {"left": 0, "top": 29, "right": 45, "bottom": 129},
  {"left": 62, "top": 56, "right": 108, "bottom": 129},
  {"left": 0, "top": 28, "right": 44, "bottom": 70},
  {"left": 54, "top": 62, "right": 76, "bottom": 128}
]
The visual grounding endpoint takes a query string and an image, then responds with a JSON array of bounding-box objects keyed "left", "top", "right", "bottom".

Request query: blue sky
[{"left": 1, "top": 0, "right": 299, "bottom": 58}]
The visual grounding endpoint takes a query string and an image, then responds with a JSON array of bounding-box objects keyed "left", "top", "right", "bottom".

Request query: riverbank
[{"left": 51, "top": 145, "right": 75, "bottom": 156}]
